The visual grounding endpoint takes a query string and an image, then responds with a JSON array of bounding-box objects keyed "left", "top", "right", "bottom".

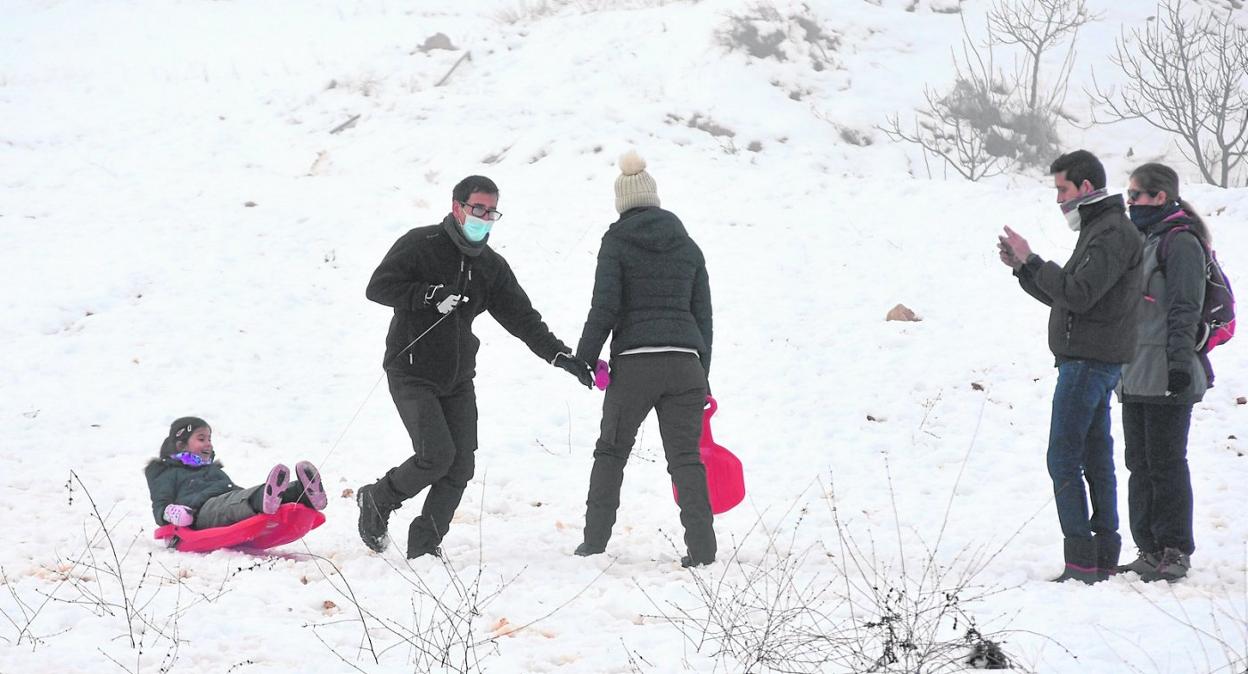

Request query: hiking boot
[
  {"left": 1142, "top": 547, "right": 1190, "bottom": 583},
  {"left": 294, "top": 461, "right": 328, "bottom": 511},
  {"left": 574, "top": 542, "right": 605, "bottom": 557},
  {"left": 1117, "top": 550, "right": 1161, "bottom": 576},
  {"left": 356, "top": 483, "right": 397, "bottom": 553},
  {"left": 261, "top": 464, "right": 292, "bottom": 515}
]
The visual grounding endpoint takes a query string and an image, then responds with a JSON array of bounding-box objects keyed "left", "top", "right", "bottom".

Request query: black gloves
[
  {"left": 553, "top": 353, "right": 594, "bottom": 388},
  {"left": 1166, "top": 369, "right": 1191, "bottom": 396}
]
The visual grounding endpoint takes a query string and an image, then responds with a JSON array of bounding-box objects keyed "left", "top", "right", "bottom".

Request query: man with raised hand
[{"left": 998, "top": 150, "right": 1144, "bottom": 584}]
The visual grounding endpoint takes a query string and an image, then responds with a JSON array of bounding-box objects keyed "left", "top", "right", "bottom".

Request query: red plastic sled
[
  {"left": 673, "top": 396, "right": 745, "bottom": 515},
  {"left": 154, "top": 503, "right": 325, "bottom": 552}
]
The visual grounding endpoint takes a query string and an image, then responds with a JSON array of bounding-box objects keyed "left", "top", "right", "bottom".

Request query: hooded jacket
[
  {"left": 367, "top": 215, "right": 570, "bottom": 390},
  {"left": 1118, "top": 208, "right": 1209, "bottom": 404},
  {"left": 575, "top": 206, "right": 712, "bottom": 373},
  {"left": 1015, "top": 195, "right": 1144, "bottom": 364},
  {"left": 144, "top": 443, "right": 239, "bottom": 526}
]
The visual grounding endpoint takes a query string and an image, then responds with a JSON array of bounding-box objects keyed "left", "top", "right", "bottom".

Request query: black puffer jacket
[
  {"left": 1015, "top": 195, "right": 1144, "bottom": 364},
  {"left": 575, "top": 207, "right": 712, "bottom": 373},
  {"left": 367, "top": 216, "right": 571, "bottom": 391},
  {"left": 144, "top": 458, "right": 238, "bottom": 525}
]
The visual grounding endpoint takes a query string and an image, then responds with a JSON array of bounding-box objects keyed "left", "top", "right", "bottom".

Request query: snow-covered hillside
[{"left": 2, "top": 1, "right": 1246, "bottom": 672}]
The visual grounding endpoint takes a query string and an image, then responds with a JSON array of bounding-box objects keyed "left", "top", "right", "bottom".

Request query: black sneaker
[
  {"left": 356, "top": 483, "right": 395, "bottom": 553},
  {"left": 1142, "top": 547, "right": 1189, "bottom": 583}
]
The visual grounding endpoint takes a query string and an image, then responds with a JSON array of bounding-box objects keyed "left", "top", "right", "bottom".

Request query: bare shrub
[
  {"left": 1090, "top": 0, "right": 1248, "bottom": 187},
  {"left": 716, "top": 2, "right": 841, "bottom": 72},
  {"left": 639, "top": 486, "right": 1031, "bottom": 672},
  {"left": 880, "top": 23, "right": 1014, "bottom": 181},
  {"left": 838, "top": 125, "right": 875, "bottom": 147},
  {"left": 304, "top": 486, "right": 605, "bottom": 673},
  {"left": 1114, "top": 570, "right": 1248, "bottom": 673},
  {"left": 883, "top": 0, "right": 1097, "bottom": 177},
  {"left": 0, "top": 472, "right": 235, "bottom": 673}
]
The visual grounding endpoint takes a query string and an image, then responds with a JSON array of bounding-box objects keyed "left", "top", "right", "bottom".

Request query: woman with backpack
[{"left": 1116, "top": 163, "right": 1212, "bottom": 582}]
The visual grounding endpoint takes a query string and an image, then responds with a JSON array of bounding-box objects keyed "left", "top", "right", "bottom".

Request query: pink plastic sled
[
  {"left": 673, "top": 396, "right": 746, "bottom": 515},
  {"left": 154, "top": 503, "right": 326, "bottom": 552}
]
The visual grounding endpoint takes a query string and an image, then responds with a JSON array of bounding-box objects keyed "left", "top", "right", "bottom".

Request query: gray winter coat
[
  {"left": 1015, "top": 195, "right": 1144, "bottom": 364},
  {"left": 1118, "top": 211, "right": 1208, "bottom": 404}
]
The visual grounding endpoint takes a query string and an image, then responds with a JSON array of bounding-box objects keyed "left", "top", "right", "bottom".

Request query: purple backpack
[{"left": 1157, "top": 224, "right": 1236, "bottom": 354}]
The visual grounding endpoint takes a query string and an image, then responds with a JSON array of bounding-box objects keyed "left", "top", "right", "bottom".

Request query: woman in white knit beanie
[{"left": 571, "top": 149, "right": 717, "bottom": 568}]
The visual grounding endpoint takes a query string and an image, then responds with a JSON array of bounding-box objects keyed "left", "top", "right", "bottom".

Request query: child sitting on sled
[{"left": 145, "top": 416, "right": 328, "bottom": 529}]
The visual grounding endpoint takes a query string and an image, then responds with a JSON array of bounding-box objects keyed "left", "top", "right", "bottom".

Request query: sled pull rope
[
  {"left": 316, "top": 309, "right": 455, "bottom": 472},
  {"left": 318, "top": 255, "right": 471, "bottom": 472}
]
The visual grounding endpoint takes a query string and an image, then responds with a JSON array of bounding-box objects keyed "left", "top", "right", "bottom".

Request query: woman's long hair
[{"left": 1130, "top": 162, "right": 1212, "bottom": 245}]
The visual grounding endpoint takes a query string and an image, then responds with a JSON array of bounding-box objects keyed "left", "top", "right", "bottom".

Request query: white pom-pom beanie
[{"left": 614, "top": 150, "right": 660, "bottom": 214}]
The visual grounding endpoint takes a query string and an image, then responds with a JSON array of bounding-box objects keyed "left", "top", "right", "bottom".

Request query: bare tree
[
  {"left": 987, "top": 0, "right": 1099, "bottom": 114},
  {"left": 1091, "top": 0, "right": 1248, "bottom": 187}
]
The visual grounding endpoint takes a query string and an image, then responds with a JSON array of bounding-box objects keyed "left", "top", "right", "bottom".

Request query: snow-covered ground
[{"left": 2, "top": 1, "right": 1246, "bottom": 672}]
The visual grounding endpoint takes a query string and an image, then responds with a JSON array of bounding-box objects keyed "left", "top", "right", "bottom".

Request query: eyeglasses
[
  {"left": 1127, "top": 188, "right": 1159, "bottom": 202},
  {"left": 459, "top": 201, "right": 503, "bottom": 221}
]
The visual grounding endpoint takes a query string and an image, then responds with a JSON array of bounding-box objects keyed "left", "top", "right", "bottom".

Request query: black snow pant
[
  {"left": 1122, "top": 402, "right": 1195, "bottom": 555},
  {"left": 374, "top": 371, "right": 478, "bottom": 556},
  {"left": 581, "top": 352, "right": 715, "bottom": 561}
]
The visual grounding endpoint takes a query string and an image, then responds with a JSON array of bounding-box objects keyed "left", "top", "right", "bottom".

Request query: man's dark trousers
[
  {"left": 582, "top": 352, "right": 716, "bottom": 560},
  {"left": 379, "top": 370, "right": 478, "bottom": 555}
]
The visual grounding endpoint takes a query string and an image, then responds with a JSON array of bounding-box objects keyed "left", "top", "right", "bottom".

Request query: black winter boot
[
  {"left": 406, "top": 516, "right": 445, "bottom": 560},
  {"left": 1051, "top": 537, "right": 1099, "bottom": 585},
  {"left": 356, "top": 481, "right": 400, "bottom": 553},
  {"left": 574, "top": 542, "right": 605, "bottom": 557},
  {"left": 1094, "top": 534, "right": 1122, "bottom": 581},
  {"left": 680, "top": 554, "right": 714, "bottom": 568}
]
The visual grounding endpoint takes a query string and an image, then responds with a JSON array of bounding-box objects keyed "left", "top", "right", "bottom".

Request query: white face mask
[
  {"left": 1064, "top": 208, "right": 1082, "bottom": 232},
  {"left": 1059, "top": 187, "right": 1108, "bottom": 232}
]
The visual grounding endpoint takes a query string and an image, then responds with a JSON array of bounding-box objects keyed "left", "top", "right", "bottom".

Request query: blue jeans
[{"left": 1047, "top": 359, "right": 1122, "bottom": 542}]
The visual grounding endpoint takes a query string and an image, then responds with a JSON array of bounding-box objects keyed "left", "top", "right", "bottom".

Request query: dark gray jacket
[
  {"left": 575, "top": 207, "right": 712, "bottom": 374},
  {"left": 144, "top": 458, "right": 239, "bottom": 525},
  {"left": 1119, "top": 210, "right": 1208, "bottom": 404},
  {"left": 1015, "top": 195, "right": 1144, "bottom": 364}
]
